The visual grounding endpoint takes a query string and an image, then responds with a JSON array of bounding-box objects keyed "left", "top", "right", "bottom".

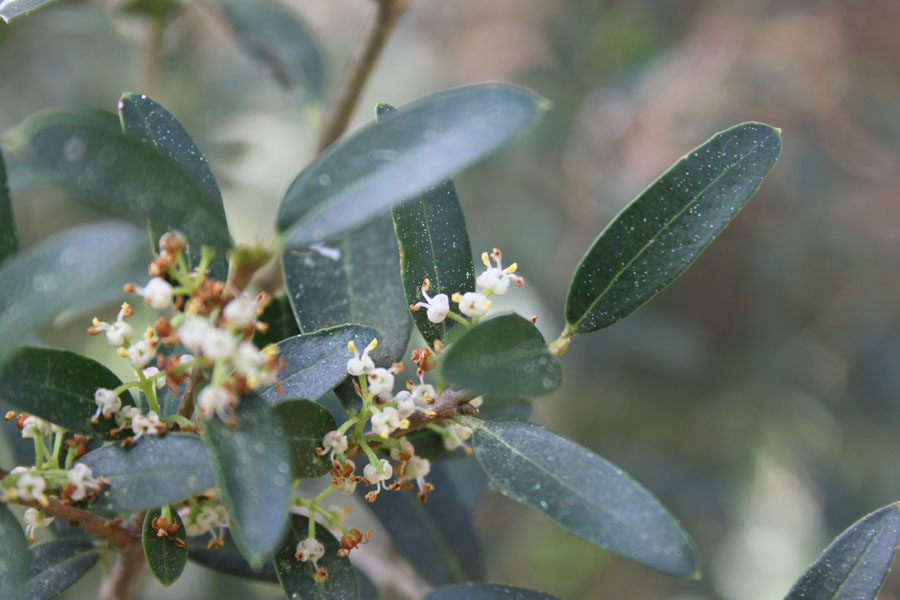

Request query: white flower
[
  {"left": 234, "top": 342, "right": 275, "bottom": 388},
  {"left": 476, "top": 248, "right": 522, "bottom": 296},
  {"left": 24, "top": 508, "right": 53, "bottom": 539},
  {"left": 142, "top": 367, "right": 166, "bottom": 390},
  {"left": 411, "top": 279, "right": 450, "bottom": 323},
  {"left": 128, "top": 339, "right": 157, "bottom": 370},
  {"left": 364, "top": 459, "right": 393, "bottom": 486},
  {"left": 67, "top": 463, "right": 98, "bottom": 501},
  {"left": 295, "top": 537, "right": 325, "bottom": 567},
  {"left": 135, "top": 277, "right": 174, "bottom": 310},
  {"left": 223, "top": 294, "right": 258, "bottom": 329},
  {"left": 347, "top": 339, "right": 377, "bottom": 376},
  {"left": 393, "top": 391, "right": 416, "bottom": 419},
  {"left": 115, "top": 405, "right": 141, "bottom": 430},
  {"left": 322, "top": 431, "right": 348, "bottom": 460},
  {"left": 469, "top": 395, "right": 484, "bottom": 408},
  {"left": 90, "top": 303, "right": 135, "bottom": 347},
  {"left": 453, "top": 291, "right": 491, "bottom": 318},
  {"left": 367, "top": 368, "right": 394, "bottom": 397},
  {"left": 443, "top": 423, "right": 473, "bottom": 451},
  {"left": 21, "top": 416, "right": 51, "bottom": 439},
  {"left": 201, "top": 327, "right": 237, "bottom": 361},
  {"left": 337, "top": 478, "right": 357, "bottom": 494},
  {"left": 16, "top": 472, "right": 47, "bottom": 504},
  {"left": 370, "top": 406, "right": 408, "bottom": 439},
  {"left": 411, "top": 383, "right": 436, "bottom": 407},
  {"left": 197, "top": 385, "right": 237, "bottom": 421},
  {"left": 178, "top": 317, "right": 211, "bottom": 353},
  {"left": 390, "top": 437, "right": 415, "bottom": 461},
  {"left": 131, "top": 411, "right": 163, "bottom": 440}
]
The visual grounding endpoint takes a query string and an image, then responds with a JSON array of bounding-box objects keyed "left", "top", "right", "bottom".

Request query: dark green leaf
[
  {"left": 362, "top": 462, "right": 483, "bottom": 585},
  {"left": 441, "top": 314, "right": 561, "bottom": 397},
  {"left": 214, "top": 0, "right": 323, "bottom": 96},
  {"left": 784, "top": 503, "right": 900, "bottom": 600},
  {"left": 259, "top": 324, "right": 380, "bottom": 404},
  {"left": 282, "top": 215, "right": 411, "bottom": 365},
  {"left": 252, "top": 293, "right": 301, "bottom": 347},
  {"left": 424, "top": 584, "right": 561, "bottom": 600},
  {"left": 0, "top": 503, "right": 29, "bottom": 600},
  {"left": 273, "top": 399, "right": 335, "bottom": 479},
  {"left": 565, "top": 122, "right": 781, "bottom": 334},
  {"left": 118, "top": 93, "right": 228, "bottom": 279},
  {"left": 0, "top": 0, "right": 62, "bottom": 22},
  {"left": 188, "top": 530, "right": 278, "bottom": 583},
  {"left": 0, "top": 347, "right": 131, "bottom": 439},
  {"left": 78, "top": 433, "right": 214, "bottom": 511},
  {"left": 473, "top": 420, "right": 700, "bottom": 577},
  {"left": 273, "top": 514, "right": 358, "bottom": 600},
  {"left": 27, "top": 538, "right": 98, "bottom": 600},
  {"left": 0, "top": 220, "right": 146, "bottom": 367},
  {"left": 10, "top": 109, "right": 231, "bottom": 274},
  {"left": 0, "top": 149, "right": 18, "bottom": 263},
  {"left": 478, "top": 395, "right": 533, "bottom": 421},
  {"left": 277, "top": 84, "right": 548, "bottom": 247},
  {"left": 201, "top": 394, "right": 291, "bottom": 566},
  {"left": 142, "top": 507, "right": 188, "bottom": 587}
]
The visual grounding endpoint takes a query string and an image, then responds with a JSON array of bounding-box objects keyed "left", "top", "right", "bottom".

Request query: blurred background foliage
[{"left": 3, "top": 0, "right": 900, "bottom": 598}]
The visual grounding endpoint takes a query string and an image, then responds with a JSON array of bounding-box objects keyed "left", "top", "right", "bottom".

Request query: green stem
[
  {"left": 310, "top": 504, "right": 350, "bottom": 536},
  {"left": 136, "top": 368, "right": 160, "bottom": 414},
  {"left": 336, "top": 416, "right": 359, "bottom": 436},
  {"left": 50, "top": 431, "right": 64, "bottom": 469},
  {"left": 446, "top": 311, "right": 471, "bottom": 327},
  {"left": 163, "top": 415, "right": 194, "bottom": 428},
  {"left": 33, "top": 436, "right": 45, "bottom": 472},
  {"left": 307, "top": 512, "right": 316, "bottom": 539}
]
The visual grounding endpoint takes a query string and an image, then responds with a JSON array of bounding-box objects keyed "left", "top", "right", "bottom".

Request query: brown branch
[
  {"left": 316, "top": 0, "right": 410, "bottom": 153},
  {"left": 177, "top": 367, "right": 204, "bottom": 419},
  {"left": 13, "top": 496, "right": 140, "bottom": 551},
  {"left": 98, "top": 512, "right": 147, "bottom": 600}
]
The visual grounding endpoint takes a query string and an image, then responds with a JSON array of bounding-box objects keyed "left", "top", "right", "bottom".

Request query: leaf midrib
[{"left": 830, "top": 513, "right": 895, "bottom": 599}]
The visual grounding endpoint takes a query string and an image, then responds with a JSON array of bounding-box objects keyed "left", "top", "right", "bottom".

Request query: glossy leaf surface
[
  {"left": 277, "top": 84, "right": 547, "bottom": 247},
  {"left": 274, "top": 514, "right": 358, "bottom": 600},
  {"left": 0, "top": 503, "right": 29, "bottom": 600},
  {"left": 784, "top": 503, "right": 900, "bottom": 600},
  {"left": 188, "top": 531, "right": 278, "bottom": 583},
  {"left": 78, "top": 434, "right": 214, "bottom": 511},
  {"left": 473, "top": 420, "right": 699, "bottom": 577},
  {"left": 442, "top": 314, "right": 561, "bottom": 397},
  {"left": 252, "top": 293, "right": 301, "bottom": 347},
  {"left": 425, "top": 584, "right": 561, "bottom": 600},
  {"left": 27, "top": 538, "right": 98, "bottom": 600},
  {"left": 273, "top": 399, "right": 335, "bottom": 479},
  {"left": 142, "top": 508, "right": 188, "bottom": 587},
  {"left": 0, "top": 149, "right": 17, "bottom": 262},
  {"left": 565, "top": 122, "right": 781, "bottom": 333},
  {"left": 0, "top": 0, "right": 61, "bottom": 22}
]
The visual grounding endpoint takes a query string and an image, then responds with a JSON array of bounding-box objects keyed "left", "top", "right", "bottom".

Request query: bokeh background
[{"left": 3, "top": 0, "right": 900, "bottom": 598}]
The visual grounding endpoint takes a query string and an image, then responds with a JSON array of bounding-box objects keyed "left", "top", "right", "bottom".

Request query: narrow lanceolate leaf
[
  {"left": 565, "top": 123, "right": 782, "bottom": 334},
  {"left": 442, "top": 314, "right": 561, "bottom": 398},
  {"left": 253, "top": 293, "right": 301, "bottom": 347},
  {"left": 0, "top": 347, "right": 130, "bottom": 439},
  {"left": 273, "top": 400, "right": 335, "bottom": 479},
  {"left": 363, "top": 462, "right": 484, "bottom": 585},
  {"left": 201, "top": 394, "right": 291, "bottom": 566},
  {"left": 784, "top": 503, "right": 900, "bottom": 600},
  {"left": 0, "top": 149, "right": 18, "bottom": 263},
  {"left": 143, "top": 508, "right": 188, "bottom": 587},
  {"left": 118, "top": 93, "right": 228, "bottom": 279},
  {"left": 188, "top": 531, "right": 278, "bottom": 583},
  {"left": 78, "top": 434, "right": 214, "bottom": 511},
  {"left": 274, "top": 514, "right": 358, "bottom": 600},
  {"left": 277, "top": 84, "right": 548, "bottom": 247},
  {"left": 0, "top": 220, "right": 145, "bottom": 367},
  {"left": 215, "top": 0, "right": 323, "bottom": 96},
  {"left": 282, "top": 215, "right": 411, "bottom": 365},
  {"left": 27, "top": 538, "right": 99, "bottom": 600},
  {"left": 0, "top": 503, "right": 29, "bottom": 600},
  {"left": 424, "top": 584, "right": 561, "bottom": 600},
  {"left": 259, "top": 324, "right": 379, "bottom": 404},
  {"left": 473, "top": 420, "right": 700, "bottom": 577},
  {"left": 0, "top": 0, "right": 62, "bottom": 22},
  {"left": 10, "top": 109, "right": 231, "bottom": 274}
]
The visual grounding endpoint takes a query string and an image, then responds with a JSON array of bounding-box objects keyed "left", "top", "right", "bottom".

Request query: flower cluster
[{"left": 178, "top": 498, "right": 230, "bottom": 549}]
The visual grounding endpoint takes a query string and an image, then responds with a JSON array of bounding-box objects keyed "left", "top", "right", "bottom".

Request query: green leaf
[
  {"left": 77, "top": 433, "right": 215, "bottom": 511},
  {"left": 565, "top": 122, "right": 781, "bottom": 334},
  {"left": 259, "top": 324, "right": 380, "bottom": 404},
  {"left": 142, "top": 507, "right": 188, "bottom": 587},
  {"left": 273, "top": 514, "right": 358, "bottom": 599},
  {"left": 0, "top": 220, "right": 146, "bottom": 367},
  {"left": 10, "top": 109, "right": 231, "bottom": 274},
  {"left": 273, "top": 399, "right": 335, "bottom": 479},
  {"left": 0, "top": 0, "right": 62, "bottom": 22},
  {"left": 0, "top": 503, "right": 29, "bottom": 600},
  {"left": 118, "top": 93, "right": 228, "bottom": 279},
  {"left": 214, "top": 0, "right": 323, "bottom": 96},
  {"left": 424, "top": 584, "right": 561, "bottom": 600},
  {"left": 201, "top": 394, "right": 291, "bottom": 566},
  {"left": 0, "top": 149, "right": 18, "bottom": 263},
  {"left": 784, "top": 503, "right": 900, "bottom": 600},
  {"left": 473, "top": 420, "right": 700, "bottom": 577},
  {"left": 27, "top": 538, "right": 99, "bottom": 600},
  {"left": 252, "top": 293, "right": 301, "bottom": 347},
  {"left": 282, "top": 215, "right": 411, "bottom": 365},
  {"left": 441, "top": 314, "right": 561, "bottom": 397},
  {"left": 188, "top": 530, "right": 278, "bottom": 583},
  {"left": 0, "top": 347, "right": 131, "bottom": 439},
  {"left": 277, "top": 83, "right": 548, "bottom": 247}
]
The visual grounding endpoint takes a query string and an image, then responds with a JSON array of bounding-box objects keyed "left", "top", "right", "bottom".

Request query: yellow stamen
[
  {"left": 451, "top": 293, "right": 462, "bottom": 303},
  {"left": 92, "top": 317, "right": 103, "bottom": 327},
  {"left": 117, "top": 348, "right": 129, "bottom": 358},
  {"left": 121, "top": 302, "right": 131, "bottom": 312},
  {"left": 484, "top": 299, "right": 492, "bottom": 309},
  {"left": 379, "top": 431, "right": 389, "bottom": 439},
  {"left": 504, "top": 263, "right": 518, "bottom": 273},
  {"left": 262, "top": 344, "right": 279, "bottom": 360},
  {"left": 366, "top": 338, "right": 378, "bottom": 352},
  {"left": 481, "top": 252, "right": 490, "bottom": 267},
  {"left": 424, "top": 409, "right": 436, "bottom": 418},
  {"left": 422, "top": 278, "right": 431, "bottom": 292},
  {"left": 38, "top": 493, "right": 49, "bottom": 507},
  {"left": 347, "top": 341, "right": 357, "bottom": 354},
  {"left": 399, "top": 419, "right": 410, "bottom": 429}
]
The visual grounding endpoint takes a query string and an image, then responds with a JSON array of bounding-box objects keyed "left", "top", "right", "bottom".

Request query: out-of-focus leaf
[
  {"left": 142, "top": 507, "right": 188, "bottom": 587},
  {"left": 0, "top": 503, "right": 29, "bottom": 600},
  {"left": 215, "top": 0, "right": 323, "bottom": 96},
  {"left": 27, "top": 538, "right": 98, "bottom": 600},
  {"left": 277, "top": 84, "right": 548, "bottom": 247},
  {"left": 252, "top": 293, "right": 300, "bottom": 347},
  {"left": 565, "top": 122, "right": 781, "bottom": 334},
  {"left": 273, "top": 514, "right": 358, "bottom": 599},
  {"left": 116, "top": 0, "right": 184, "bottom": 21},
  {"left": 0, "top": 0, "right": 62, "bottom": 22},
  {"left": 473, "top": 420, "right": 700, "bottom": 577},
  {"left": 259, "top": 324, "right": 379, "bottom": 404},
  {"left": 362, "top": 462, "right": 483, "bottom": 585},
  {"left": 283, "top": 215, "right": 410, "bottom": 365},
  {"left": 441, "top": 314, "right": 561, "bottom": 397},
  {"left": 188, "top": 530, "right": 278, "bottom": 583},
  {"left": 784, "top": 503, "right": 900, "bottom": 600},
  {"left": 0, "top": 347, "right": 130, "bottom": 439},
  {"left": 78, "top": 433, "right": 214, "bottom": 511},
  {"left": 0, "top": 149, "right": 17, "bottom": 263},
  {"left": 118, "top": 93, "right": 228, "bottom": 279},
  {"left": 201, "top": 394, "right": 291, "bottom": 566},
  {"left": 273, "top": 399, "right": 335, "bottom": 479},
  {"left": 10, "top": 109, "right": 231, "bottom": 273},
  {"left": 424, "top": 584, "right": 561, "bottom": 600},
  {"left": 0, "top": 221, "right": 145, "bottom": 367}
]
